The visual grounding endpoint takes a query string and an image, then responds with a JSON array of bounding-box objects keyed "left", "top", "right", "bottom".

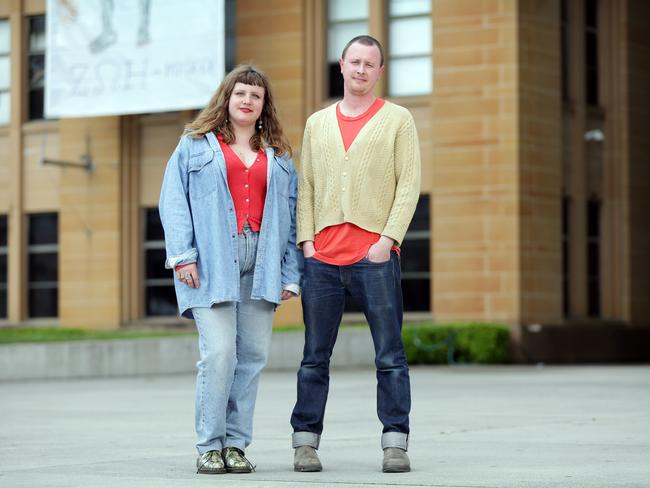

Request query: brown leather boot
[
  {"left": 382, "top": 447, "right": 411, "bottom": 473},
  {"left": 294, "top": 446, "right": 323, "bottom": 472}
]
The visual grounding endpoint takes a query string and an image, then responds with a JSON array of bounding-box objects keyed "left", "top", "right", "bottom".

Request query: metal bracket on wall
[{"left": 41, "top": 135, "right": 94, "bottom": 173}]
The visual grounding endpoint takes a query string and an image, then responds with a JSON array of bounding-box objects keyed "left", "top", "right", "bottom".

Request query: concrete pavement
[{"left": 1, "top": 365, "right": 649, "bottom": 487}]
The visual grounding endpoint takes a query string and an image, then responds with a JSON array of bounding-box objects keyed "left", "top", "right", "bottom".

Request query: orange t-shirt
[{"left": 312, "top": 98, "right": 399, "bottom": 266}]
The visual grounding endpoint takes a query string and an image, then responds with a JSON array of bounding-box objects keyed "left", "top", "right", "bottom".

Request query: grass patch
[
  {"left": 0, "top": 323, "right": 511, "bottom": 365},
  {"left": 0, "top": 327, "right": 196, "bottom": 345},
  {"left": 270, "top": 324, "right": 305, "bottom": 333},
  {"left": 0, "top": 324, "right": 349, "bottom": 344}
]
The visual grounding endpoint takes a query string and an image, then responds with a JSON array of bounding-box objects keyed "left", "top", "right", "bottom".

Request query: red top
[
  {"left": 312, "top": 98, "right": 399, "bottom": 266},
  {"left": 217, "top": 135, "right": 268, "bottom": 233},
  {"left": 337, "top": 97, "right": 385, "bottom": 151}
]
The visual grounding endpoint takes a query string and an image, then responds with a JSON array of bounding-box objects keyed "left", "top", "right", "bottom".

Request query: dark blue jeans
[{"left": 290, "top": 252, "right": 411, "bottom": 445}]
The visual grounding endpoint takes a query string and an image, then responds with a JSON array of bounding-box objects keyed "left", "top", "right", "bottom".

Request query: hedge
[{"left": 402, "top": 323, "right": 511, "bottom": 364}]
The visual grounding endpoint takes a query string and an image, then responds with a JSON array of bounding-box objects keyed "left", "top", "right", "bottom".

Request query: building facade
[{"left": 0, "top": 0, "right": 648, "bottom": 357}]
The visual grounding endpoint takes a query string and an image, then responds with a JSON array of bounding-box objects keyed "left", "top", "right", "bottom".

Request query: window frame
[
  {"left": 399, "top": 194, "right": 431, "bottom": 312},
  {"left": 27, "top": 14, "right": 46, "bottom": 121},
  {"left": 325, "top": 0, "right": 370, "bottom": 100},
  {"left": 0, "top": 18, "right": 11, "bottom": 126},
  {"left": 386, "top": 0, "right": 432, "bottom": 98},
  {"left": 27, "top": 212, "right": 58, "bottom": 319},
  {"left": 0, "top": 214, "right": 7, "bottom": 319},
  {"left": 584, "top": 0, "right": 599, "bottom": 107},
  {"left": 314, "top": 0, "right": 432, "bottom": 106},
  {"left": 561, "top": 195, "right": 571, "bottom": 318},
  {"left": 586, "top": 197, "right": 601, "bottom": 317},
  {"left": 142, "top": 207, "right": 177, "bottom": 317}
]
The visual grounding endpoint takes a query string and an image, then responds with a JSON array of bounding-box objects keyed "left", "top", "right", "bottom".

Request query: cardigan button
[{"left": 344, "top": 156, "right": 349, "bottom": 161}]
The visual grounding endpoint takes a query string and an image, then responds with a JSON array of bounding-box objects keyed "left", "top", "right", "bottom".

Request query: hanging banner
[{"left": 45, "top": 0, "right": 224, "bottom": 118}]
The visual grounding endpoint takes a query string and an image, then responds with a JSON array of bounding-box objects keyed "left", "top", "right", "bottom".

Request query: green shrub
[{"left": 402, "top": 323, "right": 511, "bottom": 364}]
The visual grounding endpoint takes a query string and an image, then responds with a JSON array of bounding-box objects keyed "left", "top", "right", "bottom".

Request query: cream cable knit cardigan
[{"left": 297, "top": 100, "right": 421, "bottom": 247}]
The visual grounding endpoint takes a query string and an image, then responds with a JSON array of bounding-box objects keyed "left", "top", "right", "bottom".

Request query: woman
[{"left": 159, "top": 65, "right": 301, "bottom": 474}]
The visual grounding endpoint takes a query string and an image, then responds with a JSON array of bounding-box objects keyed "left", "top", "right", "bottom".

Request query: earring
[{"left": 257, "top": 119, "right": 263, "bottom": 130}]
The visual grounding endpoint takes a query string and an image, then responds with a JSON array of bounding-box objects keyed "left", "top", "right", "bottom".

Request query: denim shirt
[{"left": 159, "top": 132, "right": 302, "bottom": 318}]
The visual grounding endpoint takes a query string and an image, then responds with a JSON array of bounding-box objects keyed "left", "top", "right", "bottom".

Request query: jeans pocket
[{"left": 363, "top": 256, "right": 391, "bottom": 265}]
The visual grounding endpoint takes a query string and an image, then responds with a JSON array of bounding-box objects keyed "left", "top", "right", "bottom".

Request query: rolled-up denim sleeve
[
  {"left": 159, "top": 137, "right": 198, "bottom": 269},
  {"left": 281, "top": 159, "right": 303, "bottom": 291}
]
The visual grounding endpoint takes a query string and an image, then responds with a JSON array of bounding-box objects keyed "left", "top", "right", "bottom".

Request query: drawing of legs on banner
[
  {"left": 89, "top": 0, "right": 151, "bottom": 54},
  {"left": 137, "top": 0, "right": 152, "bottom": 46},
  {"left": 90, "top": 0, "right": 116, "bottom": 54}
]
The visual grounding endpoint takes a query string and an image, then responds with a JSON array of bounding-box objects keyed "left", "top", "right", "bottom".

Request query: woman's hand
[
  {"left": 176, "top": 263, "right": 200, "bottom": 288},
  {"left": 281, "top": 290, "right": 297, "bottom": 301},
  {"left": 302, "top": 240, "right": 316, "bottom": 259}
]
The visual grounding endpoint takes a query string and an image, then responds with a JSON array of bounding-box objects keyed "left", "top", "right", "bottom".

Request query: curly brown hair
[{"left": 185, "top": 64, "right": 292, "bottom": 157}]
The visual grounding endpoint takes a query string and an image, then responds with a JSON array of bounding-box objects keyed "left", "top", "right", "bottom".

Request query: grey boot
[
  {"left": 294, "top": 446, "right": 323, "bottom": 472},
  {"left": 382, "top": 447, "right": 411, "bottom": 473}
]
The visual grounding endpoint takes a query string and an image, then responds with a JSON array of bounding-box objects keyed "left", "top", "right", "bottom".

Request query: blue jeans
[
  {"left": 290, "top": 252, "right": 411, "bottom": 450},
  {"left": 192, "top": 226, "right": 274, "bottom": 454}
]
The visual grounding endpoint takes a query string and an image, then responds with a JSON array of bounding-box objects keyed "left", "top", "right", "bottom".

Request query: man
[{"left": 291, "top": 35, "right": 421, "bottom": 473}]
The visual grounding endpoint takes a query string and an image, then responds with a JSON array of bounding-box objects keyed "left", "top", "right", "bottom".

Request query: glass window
[
  {"left": 327, "top": 0, "right": 369, "bottom": 99},
  {"left": 28, "top": 15, "right": 46, "bottom": 121},
  {"left": 388, "top": 0, "right": 431, "bottom": 97},
  {"left": 0, "top": 214, "right": 6, "bottom": 246},
  {"left": 0, "top": 21, "right": 9, "bottom": 56},
  {"left": 389, "top": 57, "right": 432, "bottom": 97},
  {"left": 144, "top": 208, "right": 177, "bottom": 316},
  {"left": 560, "top": 0, "right": 569, "bottom": 102},
  {"left": 586, "top": 198, "right": 600, "bottom": 317},
  {"left": 0, "top": 19, "right": 10, "bottom": 125},
  {"left": 28, "top": 213, "right": 57, "bottom": 245},
  {"left": 329, "top": 0, "right": 369, "bottom": 21},
  {"left": 585, "top": 0, "right": 599, "bottom": 106},
  {"left": 562, "top": 195, "right": 570, "bottom": 317},
  {"left": 389, "top": 17, "right": 430, "bottom": 57},
  {"left": 224, "top": 0, "right": 236, "bottom": 72},
  {"left": 400, "top": 194, "right": 430, "bottom": 311},
  {"left": 389, "top": 0, "right": 430, "bottom": 16},
  {"left": 0, "top": 215, "right": 7, "bottom": 318},
  {"left": 28, "top": 213, "right": 58, "bottom": 318}
]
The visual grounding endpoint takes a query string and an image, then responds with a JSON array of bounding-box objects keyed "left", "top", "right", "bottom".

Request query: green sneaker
[
  {"left": 196, "top": 450, "right": 227, "bottom": 474},
  {"left": 222, "top": 447, "right": 255, "bottom": 473}
]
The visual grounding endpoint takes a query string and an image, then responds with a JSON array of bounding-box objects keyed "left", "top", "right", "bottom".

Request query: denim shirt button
[{"left": 231, "top": 234, "right": 235, "bottom": 238}]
